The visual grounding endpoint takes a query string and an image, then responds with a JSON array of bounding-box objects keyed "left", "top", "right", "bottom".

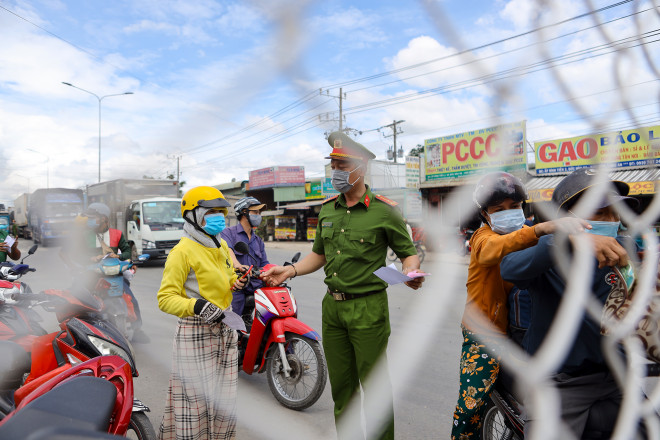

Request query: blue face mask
[
  {"left": 202, "top": 213, "right": 226, "bottom": 236},
  {"left": 87, "top": 218, "right": 98, "bottom": 229},
  {"left": 488, "top": 208, "right": 525, "bottom": 235},
  {"left": 585, "top": 220, "right": 620, "bottom": 238}
]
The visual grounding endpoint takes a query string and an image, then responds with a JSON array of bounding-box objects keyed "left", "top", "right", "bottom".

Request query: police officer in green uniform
[
  {"left": 0, "top": 222, "right": 20, "bottom": 263},
  {"left": 262, "top": 132, "right": 425, "bottom": 440}
]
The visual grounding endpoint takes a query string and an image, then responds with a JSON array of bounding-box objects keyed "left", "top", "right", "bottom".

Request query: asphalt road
[{"left": 12, "top": 238, "right": 469, "bottom": 440}]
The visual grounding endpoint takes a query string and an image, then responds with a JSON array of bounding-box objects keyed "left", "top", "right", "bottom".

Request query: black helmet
[
  {"left": 551, "top": 167, "right": 634, "bottom": 212},
  {"left": 234, "top": 197, "right": 265, "bottom": 219},
  {"left": 473, "top": 172, "right": 527, "bottom": 211}
]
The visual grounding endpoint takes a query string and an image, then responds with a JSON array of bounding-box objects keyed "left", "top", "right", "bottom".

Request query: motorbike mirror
[
  {"left": 234, "top": 241, "right": 249, "bottom": 255},
  {"left": 138, "top": 254, "right": 150, "bottom": 261},
  {"left": 291, "top": 252, "right": 301, "bottom": 264},
  {"left": 20, "top": 244, "right": 38, "bottom": 264},
  {"left": 233, "top": 241, "right": 258, "bottom": 265}
]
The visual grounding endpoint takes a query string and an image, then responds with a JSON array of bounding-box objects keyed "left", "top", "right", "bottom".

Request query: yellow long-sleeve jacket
[
  {"left": 157, "top": 237, "right": 238, "bottom": 318},
  {"left": 462, "top": 224, "right": 539, "bottom": 335}
]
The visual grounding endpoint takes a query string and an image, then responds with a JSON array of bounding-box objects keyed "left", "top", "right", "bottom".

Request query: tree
[{"left": 408, "top": 144, "right": 424, "bottom": 157}]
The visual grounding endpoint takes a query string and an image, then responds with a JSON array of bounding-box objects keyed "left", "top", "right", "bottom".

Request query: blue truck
[{"left": 28, "top": 188, "right": 85, "bottom": 246}]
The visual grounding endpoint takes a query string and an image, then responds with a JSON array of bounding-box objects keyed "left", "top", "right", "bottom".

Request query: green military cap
[{"left": 326, "top": 131, "right": 376, "bottom": 161}]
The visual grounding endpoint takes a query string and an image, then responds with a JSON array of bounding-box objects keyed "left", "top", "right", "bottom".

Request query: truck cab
[{"left": 126, "top": 197, "right": 183, "bottom": 260}]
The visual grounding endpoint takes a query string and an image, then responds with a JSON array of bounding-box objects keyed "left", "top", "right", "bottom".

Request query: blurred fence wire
[{"left": 176, "top": 0, "right": 660, "bottom": 438}]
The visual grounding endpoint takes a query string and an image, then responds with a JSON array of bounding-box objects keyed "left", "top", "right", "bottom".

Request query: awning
[
  {"left": 261, "top": 209, "right": 284, "bottom": 216},
  {"left": 525, "top": 168, "right": 659, "bottom": 202},
  {"left": 280, "top": 199, "right": 326, "bottom": 210}
]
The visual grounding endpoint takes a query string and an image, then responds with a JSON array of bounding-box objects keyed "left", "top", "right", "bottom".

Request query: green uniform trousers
[{"left": 322, "top": 290, "right": 394, "bottom": 440}]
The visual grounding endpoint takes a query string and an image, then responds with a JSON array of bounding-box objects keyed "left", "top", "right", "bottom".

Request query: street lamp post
[
  {"left": 62, "top": 82, "right": 133, "bottom": 183},
  {"left": 26, "top": 149, "right": 49, "bottom": 189}
]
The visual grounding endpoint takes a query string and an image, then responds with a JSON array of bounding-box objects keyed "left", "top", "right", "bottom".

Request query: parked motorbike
[
  {"left": 0, "top": 341, "right": 134, "bottom": 438},
  {"left": 482, "top": 364, "right": 660, "bottom": 439},
  {"left": 0, "top": 245, "right": 46, "bottom": 351},
  {"left": 386, "top": 240, "right": 426, "bottom": 264},
  {"left": 87, "top": 253, "right": 149, "bottom": 342},
  {"left": 233, "top": 241, "right": 327, "bottom": 410},
  {"left": 0, "top": 285, "right": 156, "bottom": 438}
]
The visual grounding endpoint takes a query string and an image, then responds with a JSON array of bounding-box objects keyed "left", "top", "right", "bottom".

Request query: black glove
[{"left": 194, "top": 299, "right": 225, "bottom": 324}]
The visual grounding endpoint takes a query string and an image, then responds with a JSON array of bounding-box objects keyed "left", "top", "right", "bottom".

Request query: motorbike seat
[
  {"left": 0, "top": 376, "right": 117, "bottom": 438},
  {"left": 0, "top": 340, "right": 30, "bottom": 390}
]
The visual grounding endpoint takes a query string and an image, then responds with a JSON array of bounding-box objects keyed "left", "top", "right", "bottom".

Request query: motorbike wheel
[
  {"left": 416, "top": 244, "right": 425, "bottom": 264},
  {"left": 125, "top": 412, "right": 157, "bottom": 440},
  {"left": 266, "top": 333, "right": 327, "bottom": 411},
  {"left": 482, "top": 402, "right": 518, "bottom": 440}
]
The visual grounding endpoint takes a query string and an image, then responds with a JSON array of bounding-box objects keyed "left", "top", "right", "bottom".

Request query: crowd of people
[{"left": 0, "top": 131, "right": 654, "bottom": 440}]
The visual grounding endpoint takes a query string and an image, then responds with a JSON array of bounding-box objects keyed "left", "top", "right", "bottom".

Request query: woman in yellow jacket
[{"left": 157, "top": 186, "right": 247, "bottom": 440}]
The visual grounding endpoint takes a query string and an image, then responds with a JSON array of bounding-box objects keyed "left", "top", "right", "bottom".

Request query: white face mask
[
  {"left": 331, "top": 165, "right": 362, "bottom": 193},
  {"left": 487, "top": 208, "right": 525, "bottom": 234}
]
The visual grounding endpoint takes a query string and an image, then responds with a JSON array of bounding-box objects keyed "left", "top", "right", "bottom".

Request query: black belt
[{"left": 327, "top": 289, "right": 381, "bottom": 301}]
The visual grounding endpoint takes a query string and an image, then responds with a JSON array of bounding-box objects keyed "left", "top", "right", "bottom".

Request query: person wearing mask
[
  {"left": 262, "top": 132, "right": 423, "bottom": 440},
  {"left": 450, "top": 172, "right": 587, "bottom": 439},
  {"left": 0, "top": 219, "right": 20, "bottom": 262},
  {"left": 220, "top": 196, "right": 269, "bottom": 316},
  {"left": 157, "top": 186, "right": 247, "bottom": 440},
  {"left": 500, "top": 167, "right": 635, "bottom": 438},
  {"left": 61, "top": 202, "right": 143, "bottom": 335}
]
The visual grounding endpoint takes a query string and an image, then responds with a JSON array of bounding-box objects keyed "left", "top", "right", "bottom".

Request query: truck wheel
[{"left": 130, "top": 243, "right": 138, "bottom": 261}]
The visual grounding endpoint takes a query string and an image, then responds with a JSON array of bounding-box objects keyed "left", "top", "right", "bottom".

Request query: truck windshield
[
  {"left": 142, "top": 201, "right": 183, "bottom": 226},
  {"left": 45, "top": 203, "right": 83, "bottom": 217}
]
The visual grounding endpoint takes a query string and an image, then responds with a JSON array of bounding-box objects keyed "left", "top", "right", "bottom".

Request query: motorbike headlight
[
  {"left": 100, "top": 265, "right": 121, "bottom": 276},
  {"left": 87, "top": 335, "right": 135, "bottom": 372},
  {"left": 142, "top": 239, "right": 156, "bottom": 249}
]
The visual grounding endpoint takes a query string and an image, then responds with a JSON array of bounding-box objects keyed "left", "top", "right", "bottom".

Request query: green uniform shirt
[
  {"left": 312, "top": 186, "right": 417, "bottom": 294},
  {"left": 0, "top": 230, "right": 10, "bottom": 263}
]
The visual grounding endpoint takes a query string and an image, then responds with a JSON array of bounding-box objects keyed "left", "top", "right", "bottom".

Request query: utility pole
[
  {"left": 320, "top": 88, "right": 346, "bottom": 131},
  {"left": 381, "top": 120, "right": 405, "bottom": 163}
]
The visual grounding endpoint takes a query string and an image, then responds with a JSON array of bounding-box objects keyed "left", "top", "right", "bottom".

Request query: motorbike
[
  {"left": 386, "top": 240, "right": 426, "bottom": 264},
  {"left": 0, "top": 244, "right": 47, "bottom": 351},
  {"left": 0, "top": 279, "right": 156, "bottom": 437},
  {"left": 482, "top": 364, "right": 660, "bottom": 439},
  {"left": 86, "top": 253, "right": 149, "bottom": 342},
  {"left": 233, "top": 241, "right": 327, "bottom": 410},
  {"left": 0, "top": 340, "right": 134, "bottom": 438}
]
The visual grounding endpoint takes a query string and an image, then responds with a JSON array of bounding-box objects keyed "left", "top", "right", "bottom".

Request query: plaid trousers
[{"left": 158, "top": 316, "right": 238, "bottom": 440}]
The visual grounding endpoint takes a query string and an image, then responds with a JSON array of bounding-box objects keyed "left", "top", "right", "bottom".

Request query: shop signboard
[
  {"left": 249, "top": 166, "right": 305, "bottom": 189},
  {"left": 534, "top": 124, "right": 660, "bottom": 175},
  {"left": 405, "top": 156, "right": 420, "bottom": 189},
  {"left": 274, "top": 215, "right": 296, "bottom": 240},
  {"left": 322, "top": 178, "right": 339, "bottom": 197},
  {"left": 307, "top": 217, "right": 318, "bottom": 241},
  {"left": 305, "top": 181, "right": 324, "bottom": 200},
  {"left": 424, "top": 121, "right": 526, "bottom": 180},
  {"left": 528, "top": 180, "right": 657, "bottom": 202}
]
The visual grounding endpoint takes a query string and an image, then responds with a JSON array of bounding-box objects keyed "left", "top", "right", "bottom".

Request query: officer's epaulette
[
  {"left": 323, "top": 195, "right": 339, "bottom": 204},
  {"left": 374, "top": 194, "right": 398, "bottom": 207}
]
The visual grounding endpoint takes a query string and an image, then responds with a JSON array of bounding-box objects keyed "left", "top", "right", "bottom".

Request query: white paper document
[
  {"left": 373, "top": 263, "right": 430, "bottom": 285},
  {"left": 3, "top": 235, "right": 15, "bottom": 248}
]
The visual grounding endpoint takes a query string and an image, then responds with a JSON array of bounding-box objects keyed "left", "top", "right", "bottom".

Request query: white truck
[
  {"left": 11, "top": 193, "right": 30, "bottom": 239},
  {"left": 86, "top": 179, "right": 183, "bottom": 261}
]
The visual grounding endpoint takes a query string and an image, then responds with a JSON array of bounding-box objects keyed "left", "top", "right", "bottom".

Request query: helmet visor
[{"left": 198, "top": 198, "right": 230, "bottom": 215}]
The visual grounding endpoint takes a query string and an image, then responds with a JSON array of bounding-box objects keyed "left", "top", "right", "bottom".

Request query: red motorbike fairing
[
  {"left": 2, "top": 355, "right": 133, "bottom": 435},
  {"left": 256, "top": 317, "right": 320, "bottom": 373}
]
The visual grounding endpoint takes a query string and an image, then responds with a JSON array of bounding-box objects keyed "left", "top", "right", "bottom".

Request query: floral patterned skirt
[{"left": 450, "top": 326, "right": 502, "bottom": 440}]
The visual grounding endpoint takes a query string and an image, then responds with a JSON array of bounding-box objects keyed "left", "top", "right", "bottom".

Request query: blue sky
[{"left": 0, "top": 0, "right": 658, "bottom": 205}]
